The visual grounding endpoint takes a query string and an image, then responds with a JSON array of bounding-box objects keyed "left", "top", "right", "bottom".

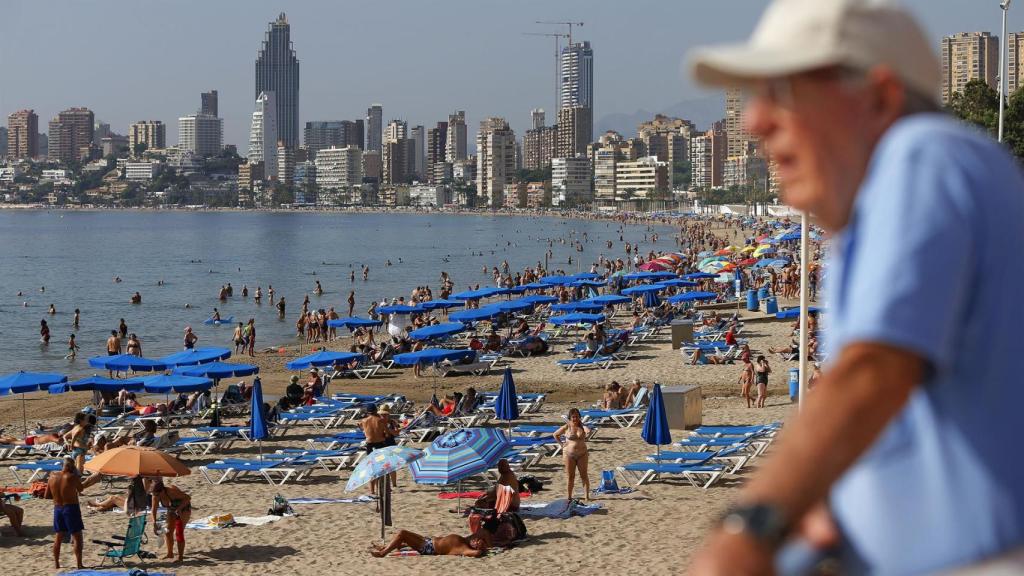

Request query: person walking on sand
[
  {"left": 49, "top": 458, "right": 101, "bottom": 570},
  {"left": 554, "top": 408, "right": 591, "bottom": 501},
  {"left": 688, "top": 1, "right": 1024, "bottom": 574},
  {"left": 147, "top": 478, "right": 191, "bottom": 563}
]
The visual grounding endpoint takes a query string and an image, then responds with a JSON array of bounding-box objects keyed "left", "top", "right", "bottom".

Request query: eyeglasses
[{"left": 742, "top": 66, "right": 867, "bottom": 109}]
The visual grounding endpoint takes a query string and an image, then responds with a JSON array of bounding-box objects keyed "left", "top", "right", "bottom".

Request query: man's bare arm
[{"left": 739, "top": 342, "right": 923, "bottom": 524}]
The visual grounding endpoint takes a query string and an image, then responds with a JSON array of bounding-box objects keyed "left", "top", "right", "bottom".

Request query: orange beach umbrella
[{"left": 84, "top": 446, "right": 191, "bottom": 478}]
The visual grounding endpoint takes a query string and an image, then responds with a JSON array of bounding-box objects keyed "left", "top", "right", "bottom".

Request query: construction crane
[
  {"left": 535, "top": 20, "right": 584, "bottom": 47},
  {"left": 522, "top": 32, "right": 569, "bottom": 117}
]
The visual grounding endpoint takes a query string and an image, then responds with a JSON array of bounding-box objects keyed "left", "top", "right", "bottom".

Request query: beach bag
[
  {"left": 519, "top": 475, "right": 543, "bottom": 493},
  {"left": 598, "top": 470, "right": 620, "bottom": 492},
  {"left": 268, "top": 494, "right": 293, "bottom": 516}
]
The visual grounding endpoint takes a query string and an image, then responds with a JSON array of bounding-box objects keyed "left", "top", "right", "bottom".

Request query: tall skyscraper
[
  {"left": 7, "top": 109, "right": 39, "bottom": 160},
  {"left": 201, "top": 90, "right": 218, "bottom": 117},
  {"left": 940, "top": 32, "right": 999, "bottom": 104},
  {"left": 1008, "top": 32, "right": 1024, "bottom": 96},
  {"left": 531, "top": 108, "right": 545, "bottom": 129},
  {"left": 128, "top": 120, "right": 166, "bottom": 154},
  {"left": 690, "top": 121, "right": 726, "bottom": 190},
  {"left": 476, "top": 117, "right": 516, "bottom": 208},
  {"left": 48, "top": 107, "right": 94, "bottom": 164},
  {"left": 523, "top": 125, "right": 557, "bottom": 170},
  {"left": 724, "top": 88, "right": 751, "bottom": 160},
  {"left": 560, "top": 41, "right": 594, "bottom": 144},
  {"left": 382, "top": 119, "right": 412, "bottom": 185},
  {"left": 178, "top": 114, "right": 223, "bottom": 157},
  {"left": 427, "top": 121, "right": 448, "bottom": 184},
  {"left": 366, "top": 104, "right": 383, "bottom": 153},
  {"left": 316, "top": 146, "right": 363, "bottom": 191},
  {"left": 277, "top": 142, "right": 295, "bottom": 186},
  {"left": 411, "top": 125, "right": 425, "bottom": 181},
  {"left": 255, "top": 13, "right": 300, "bottom": 149},
  {"left": 556, "top": 106, "right": 592, "bottom": 158},
  {"left": 304, "top": 120, "right": 362, "bottom": 158},
  {"left": 446, "top": 111, "right": 467, "bottom": 162},
  {"left": 248, "top": 91, "right": 278, "bottom": 179},
  {"left": 384, "top": 119, "right": 407, "bottom": 142}
]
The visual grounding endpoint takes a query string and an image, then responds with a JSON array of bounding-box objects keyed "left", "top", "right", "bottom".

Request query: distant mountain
[{"left": 596, "top": 94, "right": 725, "bottom": 137}]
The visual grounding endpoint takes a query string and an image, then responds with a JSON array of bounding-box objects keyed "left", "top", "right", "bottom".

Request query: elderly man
[{"left": 687, "top": 1, "right": 1024, "bottom": 574}]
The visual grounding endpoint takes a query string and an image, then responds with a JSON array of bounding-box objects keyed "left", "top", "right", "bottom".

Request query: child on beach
[{"left": 66, "top": 334, "right": 79, "bottom": 359}]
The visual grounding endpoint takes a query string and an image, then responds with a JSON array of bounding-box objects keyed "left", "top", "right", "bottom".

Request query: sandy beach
[{"left": 0, "top": 214, "right": 813, "bottom": 574}]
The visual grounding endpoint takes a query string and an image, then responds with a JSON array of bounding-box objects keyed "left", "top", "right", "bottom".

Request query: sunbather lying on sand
[{"left": 370, "top": 529, "right": 490, "bottom": 557}]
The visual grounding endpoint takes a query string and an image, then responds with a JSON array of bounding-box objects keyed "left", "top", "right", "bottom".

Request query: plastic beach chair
[
  {"left": 91, "top": 513, "right": 153, "bottom": 567},
  {"left": 615, "top": 462, "right": 727, "bottom": 489},
  {"left": 557, "top": 355, "right": 614, "bottom": 372}
]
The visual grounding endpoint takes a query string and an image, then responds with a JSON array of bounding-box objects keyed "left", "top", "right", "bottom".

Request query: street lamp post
[{"left": 999, "top": 0, "right": 1012, "bottom": 143}]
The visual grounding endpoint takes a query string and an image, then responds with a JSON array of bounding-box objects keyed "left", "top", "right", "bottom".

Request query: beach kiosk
[{"left": 660, "top": 384, "right": 703, "bottom": 429}]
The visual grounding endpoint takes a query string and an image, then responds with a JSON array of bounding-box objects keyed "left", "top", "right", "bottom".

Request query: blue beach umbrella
[
  {"left": 286, "top": 350, "right": 365, "bottom": 370},
  {"left": 158, "top": 347, "right": 232, "bottom": 367},
  {"left": 641, "top": 383, "right": 672, "bottom": 457},
  {"left": 548, "top": 313, "right": 605, "bottom": 326},
  {"left": 667, "top": 291, "right": 719, "bottom": 304},
  {"left": 410, "top": 427, "right": 510, "bottom": 485},
  {"left": 175, "top": 361, "right": 259, "bottom": 379},
  {"left": 491, "top": 299, "right": 534, "bottom": 314},
  {"left": 539, "top": 275, "right": 574, "bottom": 286},
  {"left": 392, "top": 348, "right": 475, "bottom": 367},
  {"left": 585, "top": 294, "right": 632, "bottom": 306},
  {"left": 0, "top": 371, "right": 67, "bottom": 434},
  {"left": 448, "top": 306, "right": 504, "bottom": 323},
  {"left": 416, "top": 299, "right": 466, "bottom": 311},
  {"left": 571, "top": 272, "right": 601, "bottom": 280},
  {"left": 88, "top": 354, "right": 167, "bottom": 373},
  {"left": 49, "top": 375, "right": 144, "bottom": 395},
  {"left": 502, "top": 285, "right": 529, "bottom": 295},
  {"left": 452, "top": 287, "right": 505, "bottom": 300},
  {"left": 249, "top": 376, "right": 269, "bottom": 460},
  {"left": 660, "top": 279, "right": 700, "bottom": 288},
  {"left": 570, "top": 279, "right": 607, "bottom": 288},
  {"left": 140, "top": 374, "right": 213, "bottom": 394},
  {"left": 622, "top": 271, "right": 676, "bottom": 281},
  {"left": 521, "top": 294, "right": 558, "bottom": 305},
  {"left": 621, "top": 283, "right": 668, "bottom": 296},
  {"left": 408, "top": 322, "right": 467, "bottom": 341},
  {"left": 682, "top": 272, "right": 719, "bottom": 280},
  {"left": 495, "top": 367, "right": 519, "bottom": 433},
  {"left": 326, "top": 316, "right": 384, "bottom": 329},
  {"left": 551, "top": 301, "right": 604, "bottom": 313},
  {"left": 521, "top": 282, "right": 551, "bottom": 291}
]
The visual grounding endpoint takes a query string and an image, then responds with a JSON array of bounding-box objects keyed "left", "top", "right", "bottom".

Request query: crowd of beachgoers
[{"left": 0, "top": 211, "right": 823, "bottom": 573}]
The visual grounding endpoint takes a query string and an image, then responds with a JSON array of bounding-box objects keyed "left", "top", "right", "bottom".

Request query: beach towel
[
  {"left": 518, "top": 499, "right": 602, "bottom": 519},
  {"left": 389, "top": 547, "right": 506, "bottom": 558},
  {"left": 437, "top": 491, "right": 531, "bottom": 500},
  {"left": 288, "top": 496, "right": 374, "bottom": 505}
]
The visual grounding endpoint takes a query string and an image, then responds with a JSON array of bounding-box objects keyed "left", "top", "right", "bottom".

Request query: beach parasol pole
[
  {"left": 21, "top": 393, "right": 28, "bottom": 436},
  {"left": 797, "top": 211, "right": 810, "bottom": 411}
]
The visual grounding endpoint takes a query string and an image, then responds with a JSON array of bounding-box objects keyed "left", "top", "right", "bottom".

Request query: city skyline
[{"left": 1, "top": 0, "right": 1022, "bottom": 149}]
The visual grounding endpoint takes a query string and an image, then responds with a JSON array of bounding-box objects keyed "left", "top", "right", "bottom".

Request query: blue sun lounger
[
  {"left": 557, "top": 355, "right": 614, "bottom": 372},
  {"left": 675, "top": 436, "right": 771, "bottom": 457},
  {"left": 199, "top": 457, "right": 316, "bottom": 485},
  {"left": 646, "top": 445, "right": 751, "bottom": 473},
  {"left": 616, "top": 462, "right": 727, "bottom": 489},
  {"left": 10, "top": 458, "right": 91, "bottom": 484},
  {"left": 692, "top": 423, "right": 781, "bottom": 438}
]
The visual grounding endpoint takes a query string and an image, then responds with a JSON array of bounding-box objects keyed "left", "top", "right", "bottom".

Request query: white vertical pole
[
  {"left": 999, "top": 2, "right": 1010, "bottom": 142},
  {"left": 797, "top": 212, "right": 810, "bottom": 410}
]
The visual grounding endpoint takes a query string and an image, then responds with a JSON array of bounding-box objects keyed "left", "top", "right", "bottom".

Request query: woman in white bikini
[{"left": 554, "top": 408, "right": 591, "bottom": 501}]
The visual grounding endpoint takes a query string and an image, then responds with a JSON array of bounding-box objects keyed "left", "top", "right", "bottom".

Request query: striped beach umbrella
[{"left": 410, "top": 428, "right": 510, "bottom": 485}]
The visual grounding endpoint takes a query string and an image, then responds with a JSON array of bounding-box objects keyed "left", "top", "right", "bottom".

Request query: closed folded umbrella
[
  {"left": 641, "top": 384, "right": 672, "bottom": 458},
  {"left": 85, "top": 446, "right": 190, "bottom": 478},
  {"left": 250, "top": 376, "right": 268, "bottom": 460},
  {"left": 495, "top": 367, "right": 519, "bottom": 433}
]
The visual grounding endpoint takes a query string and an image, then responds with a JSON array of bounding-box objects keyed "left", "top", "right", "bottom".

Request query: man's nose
[{"left": 744, "top": 99, "right": 775, "bottom": 139}]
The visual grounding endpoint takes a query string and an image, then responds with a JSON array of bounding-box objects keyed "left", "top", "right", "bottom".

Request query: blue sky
[{"left": 2, "top": 0, "right": 1021, "bottom": 147}]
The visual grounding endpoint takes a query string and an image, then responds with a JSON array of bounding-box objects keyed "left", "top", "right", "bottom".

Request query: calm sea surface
[{"left": 0, "top": 210, "right": 674, "bottom": 376}]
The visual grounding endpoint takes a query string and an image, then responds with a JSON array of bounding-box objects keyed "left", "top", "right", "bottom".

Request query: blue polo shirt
[{"left": 824, "top": 114, "right": 1024, "bottom": 575}]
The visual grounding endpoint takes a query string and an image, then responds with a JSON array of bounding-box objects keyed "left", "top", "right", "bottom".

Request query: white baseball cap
[{"left": 690, "top": 0, "right": 940, "bottom": 102}]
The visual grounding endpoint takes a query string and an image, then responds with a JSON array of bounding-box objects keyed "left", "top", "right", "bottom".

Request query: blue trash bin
[
  {"left": 788, "top": 368, "right": 800, "bottom": 402},
  {"left": 758, "top": 286, "right": 770, "bottom": 300},
  {"left": 746, "top": 290, "right": 759, "bottom": 311},
  {"left": 765, "top": 297, "right": 778, "bottom": 315}
]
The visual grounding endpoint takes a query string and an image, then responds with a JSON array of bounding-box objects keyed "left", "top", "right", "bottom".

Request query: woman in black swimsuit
[{"left": 754, "top": 355, "right": 772, "bottom": 408}]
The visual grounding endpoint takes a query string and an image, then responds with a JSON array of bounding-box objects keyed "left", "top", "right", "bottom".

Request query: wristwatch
[{"left": 719, "top": 503, "right": 790, "bottom": 549}]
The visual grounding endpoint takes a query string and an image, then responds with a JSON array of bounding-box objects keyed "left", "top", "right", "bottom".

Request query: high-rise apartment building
[
  {"left": 446, "top": 111, "right": 467, "bottom": 162},
  {"left": 48, "top": 107, "right": 94, "bottom": 164},
  {"left": 941, "top": 32, "right": 999, "bottom": 104},
  {"left": 531, "top": 108, "right": 545, "bottom": 130},
  {"left": 411, "top": 125, "right": 425, "bottom": 181},
  {"left": 476, "top": 118, "right": 516, "bottom": 208},
  {"left": 615, "top": 156, "right": 668, "bottom": 200},
  {"left": 201, "top": 90, "right": 218, "bottom": 117},
  {"left": 551, "top": 156, "right": 592, "bottom": 207},
  {"left": 638, "top": 115, "right": 693, "bottom": 188},
  {"left": 315, "top": 145, "right": 363, "bottom": 191},
  {"left": 1009, "top": 32, "right": 1024, "bottom": 96},
  {"left": 303, "top": 120, "right": 363, "bottom": 158},
  {"left": 277, "top": 142, "right": 295, "bottom": 185},
  {"left": 523, "top": 125, "right": 557, "bottom": 170},
  {"left": 690, "top": 121, "right": 727, "bottom": 190},
  {"left": 248, "top": 91, "right": 278, "bottom": 179},
  {"left": 128, "top": 121, "right": 166, "bottom": 154},
  {"left": 427, "top": 122, "right": 448, "bottom": 184},
  {"left": 366, "top": 104, "right": 383, "bottom": 153},
  {"left": 7, "top": 109, "right": 39, "bottom": 160},
  {"left": 724, "top": 88, "right": 750, "bottom": 160},
  {"left": 385, "top": 119, "right": 407, "bottom": 142},
  {"left": 0, "top": 127, "right": 6, "bottom": 158},
  {"left": 178, "top": 114, "right": 223, "bottom": 157},
  {"left": 556, "top": 106, "right": 592, "bottom": 158},
  {"left": 560, "top": 41, "right": 594, "bottom": 144},
  {"left": 255, "top": 13, "right": 300, "bottom": 149}
]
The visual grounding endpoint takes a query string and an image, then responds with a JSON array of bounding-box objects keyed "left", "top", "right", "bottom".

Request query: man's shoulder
[{"left": 879, "top": 113, "right": 1000, "bottom": 161}]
